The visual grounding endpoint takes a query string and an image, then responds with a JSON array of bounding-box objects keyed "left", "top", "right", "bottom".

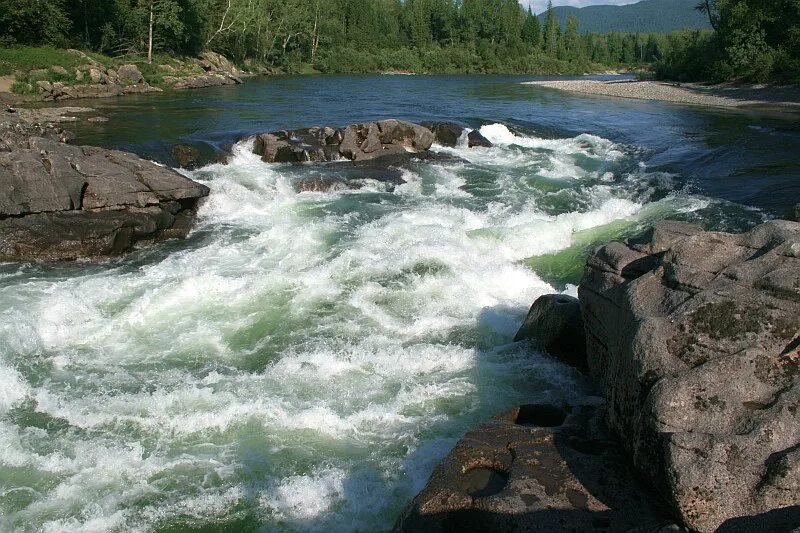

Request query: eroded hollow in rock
[
  {"left": 515, "top": 404, "right": 568, "bottom": 427},
  {"left": 458, "top": 467, "right": 509, "bottom": 498}
]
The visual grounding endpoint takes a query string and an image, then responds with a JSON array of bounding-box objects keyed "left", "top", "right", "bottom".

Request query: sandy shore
[{"left": 525, "top": 79, "right": 800, "bottom": 110}]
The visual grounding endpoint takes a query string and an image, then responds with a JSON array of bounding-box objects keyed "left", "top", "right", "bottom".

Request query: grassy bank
[{"left": 0, "top": 46, "right": 241, "bottom": 95}]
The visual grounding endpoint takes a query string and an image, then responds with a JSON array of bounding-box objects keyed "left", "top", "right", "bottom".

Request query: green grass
[
  {"left": 0, "top": 46, "right": 87, "bottom": 74},
  {"left": 0, "top": 45, "right": 215, "bottom": 93}
]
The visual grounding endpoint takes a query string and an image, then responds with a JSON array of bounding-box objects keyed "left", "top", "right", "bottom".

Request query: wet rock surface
[
  {"left": 468, "top": 129, "right": 493, "bottom": 148},
  {"left": 419, "top": 122, "right": 467, "bottom": 147},
  {"left": 514, "top": 294, "right": 587, "bottom": 367},
  {"left": 0, "top": 116, "right": 209, "bottom": 261},
  {"left": 579, "top": 220, "right": 800, "bottom": 532},
  {"left": 396, "top": 403, "right": 675, "bottom": 532},
  {"left": 252, "top": 120, "right": 489, "bottom": 165}
]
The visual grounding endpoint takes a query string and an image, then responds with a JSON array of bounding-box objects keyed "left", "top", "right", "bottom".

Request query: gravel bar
[{"left": 524, "top": 79, "right": 800, "bottom": 109}]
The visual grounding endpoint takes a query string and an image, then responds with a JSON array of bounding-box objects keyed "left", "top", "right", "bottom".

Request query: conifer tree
[
  {"left": 543, "top": 0, "right": 559, "bottom": 56},
  {"left": 521, "top": 7, "right": 541, "bottom": 47}
]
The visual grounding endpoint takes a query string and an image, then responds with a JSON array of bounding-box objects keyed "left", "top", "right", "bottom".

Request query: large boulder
[
  {"left": 514, "top": 294, "right": 587, "bottom": 367},
  {"left": 116, "top": 64, "right": 145, "bottom": 85},
  {"left": 396, "top": 402, "right": 674, "bottom": 532},
  {"left": 339, "top": 120, "right": 435, "bottom": 161},
  {"left": 468, "top": 130, "right": 493, "bottom": 148},
  {"left": 0, "top": 117, "right": 209, "bottom": 261},
  {"left": 579, "top": 220, "right": 800, "bottom": 532},
  {"left": 254, "top": 127, "right": 343, "bottom": 163},
  {"left": 420, "top": 122, "right": 465, "bottom": 147}
]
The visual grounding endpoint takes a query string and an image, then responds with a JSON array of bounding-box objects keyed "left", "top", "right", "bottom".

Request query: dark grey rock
[
  {"left": 579, "top": 220, "right": 800, "bottom": 532},
  {"left": 253, "top": 120, "right": 435, "bottom": 164},
  {"left": 396, "top": 403, "right": 675, "bottom": 532},
  {"left": 254, "top": 127, "right": 343, "bottom": 163},
  {"left": 468, "top": 130, "right": 493, "bottom": 148},
  {"left": 339, "top": 120, "right": 435, "bottom": 162},
  {"left": 0, "top": 117, "right": 209, "bottom": 261},
  {"left": 293, "top": 176, "right": 347, "bottom": 193},
  {"left": 514, "top": 294, "right": 587, "bottom": 367},
  {"left": 420, "top": 122, "right": 465, "bottom": 147}
]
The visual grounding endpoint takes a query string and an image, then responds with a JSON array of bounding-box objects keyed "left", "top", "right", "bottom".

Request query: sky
[{"left": 520, "top": 0, "right": 639, "bottom": 15}]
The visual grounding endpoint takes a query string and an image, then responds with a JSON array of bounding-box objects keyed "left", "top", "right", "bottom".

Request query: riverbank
[
  {"left": 0, "top": 47, "right": 263, "bottom": 103},
  {"left": 525, "top": 79, "right": 800, "bottom": 110}
]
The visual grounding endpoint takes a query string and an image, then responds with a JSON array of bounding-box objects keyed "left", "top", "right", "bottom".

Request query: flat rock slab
[
  {"left": 0, "top": 116, "right": 209, "bottom": 261},
  {"left": 396, "top": 403, "right": 675, "bottom": 532}
]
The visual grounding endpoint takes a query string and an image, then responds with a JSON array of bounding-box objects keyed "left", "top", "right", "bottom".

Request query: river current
[{"left": 0, "top": 75, "right": 797, "bottom": 531}]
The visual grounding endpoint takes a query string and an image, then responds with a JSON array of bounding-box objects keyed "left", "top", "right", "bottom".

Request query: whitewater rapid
[{"left": 0, "top": 124, "right": 721, "bottom": 531}]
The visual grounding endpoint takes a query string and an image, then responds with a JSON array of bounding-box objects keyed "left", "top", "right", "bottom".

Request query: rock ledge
[{"left": 0, "top": 116, "right": 209, "bottom": 261}]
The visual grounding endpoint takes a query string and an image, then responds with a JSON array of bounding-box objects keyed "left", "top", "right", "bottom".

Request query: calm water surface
[{"left": 0, "top": 75, "right": 797, "bottom": 532}]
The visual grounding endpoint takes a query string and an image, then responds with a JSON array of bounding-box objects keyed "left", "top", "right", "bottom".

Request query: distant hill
[{"left": 537, "top": 0, "right": 713, "bottom": 34}]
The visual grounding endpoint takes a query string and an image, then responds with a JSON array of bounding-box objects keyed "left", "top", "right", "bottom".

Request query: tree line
[
  {"left": 655, "top": 0, "right": 800, "bottom": 82},
  {"left": 0, "top": 0, "right": 673, "bottom": 74},
  {"left": 3, "top": 0, "right": 793, "bottom": 81}
]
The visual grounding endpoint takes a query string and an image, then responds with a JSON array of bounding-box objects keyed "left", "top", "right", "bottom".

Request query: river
[{"left": 0, "top": 75, "right": 797, "bottom": 532}]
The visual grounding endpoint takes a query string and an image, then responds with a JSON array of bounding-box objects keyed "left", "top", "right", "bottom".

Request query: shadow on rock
[{"left": 395, "top": 401, "right": 678, "bottom": 532}]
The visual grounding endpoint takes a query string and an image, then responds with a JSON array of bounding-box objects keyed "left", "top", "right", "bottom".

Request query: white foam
[
  {"left": 0, "top": 363, "right": 28, "bottom": 415},
  {"left": 0, "top": 122, "right": 702, "bottom": 531},
  {"left": 259, "top": 468, "right": 346, "bottom": 521}
]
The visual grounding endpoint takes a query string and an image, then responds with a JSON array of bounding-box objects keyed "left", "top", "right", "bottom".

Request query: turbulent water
[{"left": 0, "top": 75, "right": 793, "bottom": 532}]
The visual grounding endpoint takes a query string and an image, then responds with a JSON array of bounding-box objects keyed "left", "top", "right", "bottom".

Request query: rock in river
[
  {"left": 579, "top": 220, "right": 800, "bottom": 532},
  {"left": 252, "top": 120, "right": 483, "bottom": 165},
  {"left": 420, "top": 122, "right": 466, "bottom": 147},
  {"left": 0, "top": 116, "right": 209, "bottom": 261},
  {"left": 514, "top": 294, "right": 587, "bottom": 367}
]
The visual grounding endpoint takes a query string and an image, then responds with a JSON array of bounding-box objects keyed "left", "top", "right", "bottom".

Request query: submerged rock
[
  {"left": 293, "top": 176, "right": 348, "bottom": 193},
  {"left": 789, "top": 203, "right": 800, "bottom": 222},
  {"left": 0, "top": 117, "right": 209, "bottom": 261},
  {"left": 579, "top": 220, "right": 800, "bottom": 532},
  {"left": 514, "top": 294, "right": 587, "bottom": 367},
  {"left": 171, "top": 144, "right": 202, "bottom": 169},
  {"left": 396, "top": 403, "right": 674, "bottom": 532}
]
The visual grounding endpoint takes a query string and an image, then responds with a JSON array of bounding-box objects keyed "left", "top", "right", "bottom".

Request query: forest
[
  {"left": 0, "top": 0, "right": 797, "bottom": 81},
  {"left": 656, "top": 0, "right": 800, "bottom": 82},
  {"left": 0, "top": 0, "right": 694, "bottom": 75}
]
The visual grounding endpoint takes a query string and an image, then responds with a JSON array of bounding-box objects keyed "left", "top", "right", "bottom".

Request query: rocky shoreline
[
  {"left": 2, "top": 50, "right": 250, "bottom": 104},
  {"left": 400, "top": 220, "right": 800, "bottom": 532}
]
